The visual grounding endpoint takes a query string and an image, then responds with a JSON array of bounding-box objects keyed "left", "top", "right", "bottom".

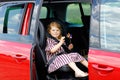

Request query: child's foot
[{"left": 75, "top": 72, "right": 88, "bottom": 78}]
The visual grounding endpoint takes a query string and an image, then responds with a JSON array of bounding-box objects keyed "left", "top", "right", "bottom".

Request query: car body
[{"left": 0, "top": 0, "right": 120, "bottom": 80}]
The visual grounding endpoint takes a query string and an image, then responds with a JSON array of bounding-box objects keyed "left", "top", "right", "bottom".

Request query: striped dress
[{"left": 45, "top": 37, "right": 85, "bottom": 73}]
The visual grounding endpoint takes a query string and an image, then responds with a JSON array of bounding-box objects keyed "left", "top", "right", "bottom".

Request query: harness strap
[{"left": 47, "top": 33, "right": 71, "bottom": 53}]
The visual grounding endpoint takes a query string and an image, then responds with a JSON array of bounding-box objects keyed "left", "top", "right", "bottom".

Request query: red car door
[
  {"left": 0, "top": 1, "right": 34, "bottom": 80},
  {"left": 89, "top": 0, "right": 120, "bottom": 80}
]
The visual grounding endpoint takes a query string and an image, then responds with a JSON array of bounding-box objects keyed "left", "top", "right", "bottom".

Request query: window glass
[
  {"left": 66, "top": 3, "right": 91, "bottom": 25},
  {"left": 0, "top": 4, "right": 24, "bottom": 34},
  {"left": 89, "top": 0, "right": 100, "bottom": 48},
  {"left": 82, "top": 3, "right": 91, "bottom": 15},
  {"left": 100, "top": 0, "right": 120, "bottom": 52},
  {"left": 66, "top": 4, "right": 82, "bottom": 24},
  {"left": 40, "top": 7, "right": 47, "bottom": 19}
]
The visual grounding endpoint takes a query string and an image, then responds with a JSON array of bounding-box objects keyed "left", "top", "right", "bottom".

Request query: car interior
[{"left": 34, "top": 0, "right": 91, "bottom": 80}]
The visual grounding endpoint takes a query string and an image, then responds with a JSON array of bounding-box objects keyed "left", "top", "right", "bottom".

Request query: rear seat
[
  {"left": 40, "top": 18, "right": 75, "bottom": 79},
  {"left": 39, "top": 18, "right": 88, "bottom": 80}
]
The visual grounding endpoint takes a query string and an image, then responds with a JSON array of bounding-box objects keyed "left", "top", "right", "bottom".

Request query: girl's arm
[
  {"left": 68, "top": 43, "right": 73, "bottom": 50},
  {"left": 50, "top": 37, "right": 65, "bottom": 53}
]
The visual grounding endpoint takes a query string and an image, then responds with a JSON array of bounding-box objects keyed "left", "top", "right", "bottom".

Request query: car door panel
[
  {"left": 0, "top": 0, "right": 42, "bottom": 80},
  {"left": 0, "top": 40, "right": 32, "bottom": 80},
  {"left": 89, "top": 49, "right": 120, "bottom": 80}
]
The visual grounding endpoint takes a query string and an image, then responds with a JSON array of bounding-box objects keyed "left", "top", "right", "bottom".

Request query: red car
[{"left": 0, "top": 0, "right": 120, "bottom": 80}]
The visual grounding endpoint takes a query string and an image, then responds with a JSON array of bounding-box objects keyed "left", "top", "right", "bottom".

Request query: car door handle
[
  {"left": 14, "top": 54, "right": 27, "bottom": 62},
  {"left": 92, "top": 64, "right": 114, "bottom": 76},
  {"left": 92, "top": 64, "right": 114, "bottom": 72}
]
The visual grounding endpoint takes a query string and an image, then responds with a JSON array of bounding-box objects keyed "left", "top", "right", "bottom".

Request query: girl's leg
[
  {"left": 68, "top": 62, "right": 88, "bottom": 77},
  {"left": 80, "top": 59, "right": 88, "bottom": 68}
]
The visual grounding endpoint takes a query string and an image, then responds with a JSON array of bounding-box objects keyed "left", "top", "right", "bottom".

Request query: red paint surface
[
  {"left": 88, "top": 48, "right": 120, "bottom": 80},
  {"left": 22, "top": 3, "right": 33, "bottom": 35},
  {"left": 0, "top": 40, "right": 32, "bottom": 80}
]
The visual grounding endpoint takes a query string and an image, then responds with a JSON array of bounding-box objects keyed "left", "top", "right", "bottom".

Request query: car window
[
  {"left": 0, "top": 4, "right": 24, "bottom": 34},
  {"left": 66, "top": 3, "right": 82, "bottom": 24},
  {"left": 81, "top": 3, "right": 91, "bottom": 16},
  {"left": 66, "top": 3, "right": 91, "bottom": 26},
  {"left": 100, "top": 0, "right": 120, "bottom": 52},
  {"left": 40, "top": 6, "right": 47, "bottom": 19}
]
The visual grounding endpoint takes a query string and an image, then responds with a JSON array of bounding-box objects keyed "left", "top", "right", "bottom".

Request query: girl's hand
[
  {"left": 59, "top": 36, "right": 65, "bottom": 44},
  {"left": 68, "top": 43, "right": 73, "bottom": 50}
]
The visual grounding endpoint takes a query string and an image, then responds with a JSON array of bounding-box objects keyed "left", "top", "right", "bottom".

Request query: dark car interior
[{"left": 34, "top": 0, "right": 91, "bottom": 80}]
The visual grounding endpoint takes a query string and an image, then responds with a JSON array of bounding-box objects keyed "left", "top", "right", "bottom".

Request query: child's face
[{"left": 49, "top": 26, "right": 61, "bottom": 39}]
